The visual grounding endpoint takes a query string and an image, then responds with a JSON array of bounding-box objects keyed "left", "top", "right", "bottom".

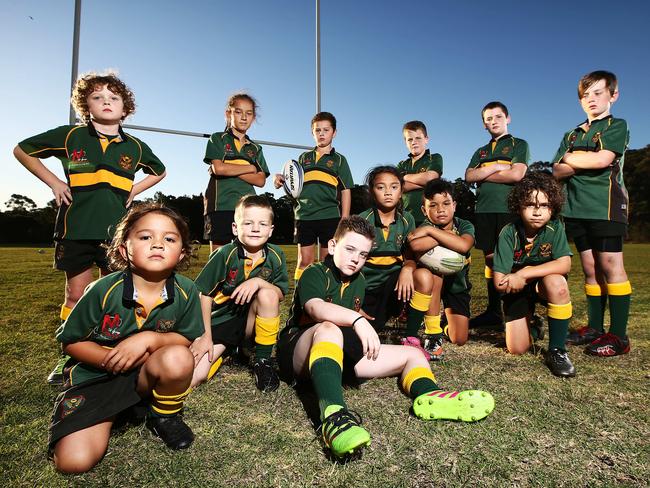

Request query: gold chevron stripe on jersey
[
  {"left": 304, "top": 169, "right": 339, "bottom": 187},
  {"left": 68, "top": 169, "right": 133, "bottom": 192}
]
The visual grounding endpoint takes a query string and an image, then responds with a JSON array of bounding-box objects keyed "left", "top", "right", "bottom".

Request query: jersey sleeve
[
  {"left": 269, "top": 247, "right": 289, "bottom": 295},
  {"left": 256, "top": 146, "right": 270, "bottom": 176},
  {"left": 297, "top": 265, "right": 326, "bottom": 306},
  {"left": 172, "top": 280, "right": 204, "bottom": 341},
  {"left": 599, "top": 119, "right": 629, "bottom": 156},
  {"left": 552, "top": 131, "right": 572, "bottom": 164},
  {"left": 203, "top": 133, "right": 225, "bottom": 164},
  {"left": 429, "top": 153, "right": 444, "bottom": 175},
  {"left": 458, "top": 218, "right": 475, "bottom": 239},
  {"left": 337, "top": 155, "right": 354, "bottom": 189},
  {"left": 493, "top": 226, "right": 516, "bottom": 274},
  {"left": 401, "top": 213, "right": 417, "bottom": 254},
  {"left": 55, "top": 281, "right": 103, "bottom": 344},
  {"left": 551, "top": 221, "right": 573, "bottom": 259},
  {"left": 467, "top": 148, "right": 481, "bottom": 170},
  {"left": 135, "top": 139, "right": 166, "bottom": 176},
  {"left": 18, "top": 125, "right": 71, "bottom": 159},
  {"left": 195, "top": 248, "right": 227, "bottom": 296},
  {"left": 512, "top": 140, "right": 530, "bottom": 165}
]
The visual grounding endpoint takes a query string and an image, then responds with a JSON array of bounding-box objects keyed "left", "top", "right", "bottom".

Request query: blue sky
[{"left": 2, "top": 0, "right": 649, "bottom": 209}]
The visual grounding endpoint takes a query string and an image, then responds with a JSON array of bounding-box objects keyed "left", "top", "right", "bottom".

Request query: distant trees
[{"left": 3, "top": 146, "right": 649, "bottom": 244}]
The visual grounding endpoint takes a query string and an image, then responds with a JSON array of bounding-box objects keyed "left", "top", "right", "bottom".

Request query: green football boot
[
  {"left": 321, "top": 406, "right": 371, "bottom": 457},
  {"left": 413, "top": 390, "right": 495, "bottom": 422}
]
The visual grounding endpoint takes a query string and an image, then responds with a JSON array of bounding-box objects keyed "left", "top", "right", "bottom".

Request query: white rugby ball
[
  {"left": 282, "top": 159, "right": 304, "bottom": 199},
  {"left": 419, "top": 246, "right": 466, "bottom": 276}
]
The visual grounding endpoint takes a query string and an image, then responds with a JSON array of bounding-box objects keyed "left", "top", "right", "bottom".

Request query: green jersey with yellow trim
[
  {"left": 194, "top": 240, "right": 288, "bottom": 326},
  {"left": 552, "top": 116, "right": 629, "bottom": 223},
  {"left": 203, "top": 130, "right": 270, "bottom": 213},
  {"left": 56, "top": 270, "right": 203, "bottom": 386},
  {"left": 493, "top": 218, "right": 572, "bottom": 274},
  {"left": 419, "top": 217, "right": 474, "bottom": 294},
  {"left": 283, "top": 256, "right": 366, "bottom": 331},
  {"left": 397, "top": 150, "right": 443, "bottom": 225},
  {"left": 295, "top": 147, "right": 354, "bottom": 221},
  {"left": 467, "top": 134, "right": 529, "bottom": 213},
  {"left": 359, "top": 208, "right": 415, "bottom": 290},
  {"left": 19, "top": 124, "right": 165, "bottom": 240}
]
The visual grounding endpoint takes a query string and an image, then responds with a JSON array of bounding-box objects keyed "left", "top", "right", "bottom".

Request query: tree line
[{"left": 3, "top": 146, "right": 649, "bottom": 245}]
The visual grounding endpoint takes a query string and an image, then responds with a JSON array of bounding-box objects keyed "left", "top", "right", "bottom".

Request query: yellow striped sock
[
  {"left": 584, "top": 283, "right": 605, "bottom": 296},
  {"left": 254, "top": 315, "right": 280, "bottom": 345},
  {"left": 424, "top": 315, "right": 442, "bottom": 335},
  {"left": 410, "top": 291, "right": 432, "bottom": 312},
  {"left": 607, "top": 281, "right": 632, "bottom": 296},
  {"left": 309, "top": 341, "right": 343, "bottom": 370},
  {"left": 151, "top": 387, "right": 192, "bottom": 416},
  {"left": 294, "top": 267, "right": 304, "bottom": 281},
  {"left": 402, "top": 366, "right": 436, "bottom": 394},
  {"left": 207, "top": 356, "right": 223, "bottom": 381},
  {"left": 548, "top": 302, "right": 572, "bottom": 320}
]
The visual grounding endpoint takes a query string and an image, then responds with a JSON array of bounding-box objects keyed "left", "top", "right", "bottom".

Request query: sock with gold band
[
  {"left": 150, "top": 387, "right": 192, "bottom": 418},
  {"left": 424, "top": 315, "right": 442, "bottom": 335},
  {"left": 309, "top": 341, "right": 346, "bottom": 419},
  {"left": 547, "top": 302, "right": 572, "bottom": 350},
  {"left": 585, "top": 283, "right": 607, "bottom": 333},
  {"left": 254, "top": 315, "right": 280, "bottom": 359},
  {"left": 607, "top": 281, "right": 632, "bottom": 338},
  {"left": 406, "top": 291, "right": 432, "bottom": 336},
  {"left": 402, "top": 366, "right": 439, "bottom": 398}
]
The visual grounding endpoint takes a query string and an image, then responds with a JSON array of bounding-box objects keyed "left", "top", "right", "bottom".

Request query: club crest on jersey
[
  {"left": 247, "top": 149, "right": 254, "bottom": 158},
  {"left": 353, "top": 296, "right": 361, "bottom": 311},
  {"left": 591, "top": 132, "right": 601, "bottom": 143},
  {"left": 514, "top": 249, "right": 524, "bottom": 261},
  {"left": 61, "top": 395, "right": 85, "bottom": 419},
  {"left": 70, "top": 149, "right": 87, "bottom": 163},
  {"left": 258, "top": 267, "right": 272, "bottom": 280},
  {"left": 227, "top": 268, "right": 238, "bottom": 285},
  {"left": 101, "top": 313, "right": 122, "bottom": 339},
  {"left": 156, "top": 319, "right": 176, "bottom": 332},
  {"left": 480, "top": 150, "right": 487, "bottom": 158},
  {"left": 225, "top": 143, "right": 232, "bottom": 152},
  {"left": 118, "top": 154, "right": 133, "bottom": 170},
  {"left": 502, "top": 146, "right": 511, "bottom": 155},
  {"left": 396, "top": 234, "right": 404, "bottom": 247},
  {"left": 540, "top": 243, "right": 552, "bottom": 257},
  {"left": 325, "top": 296, "right": 333, "bottom": 303},
  {"left": 570, "top": 134, "right": 577, "bottom": 143},
  {"left": 303, "top": 158, "right": 312, "bottom": 165}
]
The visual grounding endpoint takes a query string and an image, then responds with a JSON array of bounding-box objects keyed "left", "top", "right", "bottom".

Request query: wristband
[{"left": 352, "top": 316, "right": 364, "bottom": 327}]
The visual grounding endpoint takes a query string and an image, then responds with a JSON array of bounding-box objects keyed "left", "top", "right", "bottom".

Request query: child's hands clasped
[
  {"left": 231, "top": 278, "right": 263, "bottom": 305},
  {"left": 101, "top": 333, "right": 151, "bottom": 374},
  {"left": 499, "top": 272, "right": 526, "bottom": 294}
]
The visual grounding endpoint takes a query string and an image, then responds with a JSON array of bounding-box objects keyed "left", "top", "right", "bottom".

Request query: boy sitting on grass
[
  {"left": 191, "top": 195, "right": 288, "bottom": 392},
  {"left": 493, "top": 172, "right": 576, "bottom": 377},
  {"left": 276, "top": 216, "right": 494, "bottom": 459}
]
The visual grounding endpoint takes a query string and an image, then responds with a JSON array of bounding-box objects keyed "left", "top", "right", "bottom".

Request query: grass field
[{"left": 1, "top": 245, "right": 648, "bottom": 487}]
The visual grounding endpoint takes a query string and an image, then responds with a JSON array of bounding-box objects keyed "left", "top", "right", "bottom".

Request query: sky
[{"left": 2, "top": 0, "right": 649, "bottom": 209}]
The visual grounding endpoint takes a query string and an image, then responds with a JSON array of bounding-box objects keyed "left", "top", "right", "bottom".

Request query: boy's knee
[
  {"left": 312, "top": 321, "right": 343, "bottom": 342},
  {"left": 54, "top": 446, "right": 103, "bottom": 474},
  {"left": 157, "top": 345, "right": 194, "bottom": 378},
  {"left": 507, "top": 344, "right": 528, "bottom": 355},
  {"left": 413, "top": 268, "right": 434, "bottom": 291},
  {"left": 255, "top": 287, "right": 280, "bottom": 306}
]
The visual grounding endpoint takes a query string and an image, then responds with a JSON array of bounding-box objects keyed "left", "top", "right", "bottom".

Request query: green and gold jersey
[
  {"left": 359, "top": 208, "right": 415, "bottom": 290},
  {"left": 419, "top": 217, "right": 474, "bottom": 294},
  {"left": 467, "top": 134, "right": 529, "bottom": 213},
  {"left": 397, "top": 150, "right": 443, "bottom": 225},
  {"left": 552, "top": 116, "right": 629, "bottom": 223},
  {"left": 283, "top": 256, "right": 365, "bottom": 331},
  {"left": 19, "top": 124, "right": 165, "bottom": 240},
  {"left": 194, "top": 240, "right": 288, "bottom": 325},
  {"left": 493, "top": 218, "right": 572, "bottom": 274},
  {"left": 56, "top": 271, "right": 203, "bottom": 386},
  {"left": 295, "top": 147, "right": 354, "bottom": 221},
  {"left": 203, "top": 130, "right": 270, "bottom": 213}
]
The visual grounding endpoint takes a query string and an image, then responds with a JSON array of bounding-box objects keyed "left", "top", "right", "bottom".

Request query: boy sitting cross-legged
[
  {"left": 191, "top": 195, "right": 289, "bottom": 392},
  {"left": 276, "top": 216, "right": 494, "bottom": 459}
]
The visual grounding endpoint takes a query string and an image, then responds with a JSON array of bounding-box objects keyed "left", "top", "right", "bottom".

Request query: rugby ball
[
  {"left": 282, "top": 159, "right": 304, "bottom": 199},
  {"left": 419, "top": 246, "right": 466, "bottom": 276}
]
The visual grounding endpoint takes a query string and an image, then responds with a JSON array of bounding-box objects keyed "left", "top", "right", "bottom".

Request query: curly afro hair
[
  {"left": 508, "top": 171, "right": 565, "bottom": 216},
  {"left": 71, "top": 71, "right": 136, "bottom": 123}
]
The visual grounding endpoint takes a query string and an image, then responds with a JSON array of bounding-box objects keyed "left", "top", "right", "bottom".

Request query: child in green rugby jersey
[
  {"left": 358, "top": 165, "right": 417, "bottom": 331},
  {"left": 552, "top": 70, "right": 632, "bottom": 357},
  {"left": 49, "top": 204, "right": 203, "bottom": 473},
  {"left": 273, "top": 112, "right": 354, "bottom": 282},
  {"left": 192, "top": 195, "right": 288, "bottom": 393},
  {"left": 203, "top": 93, "right": 270, "bottom": 253},
  {"left": 13, "top": 72, "right": 167, "bottom": 384},
  {"left": 405, "top": 179, "right": 475, "bottom": 360},
  {"left": 465, "top": 102, "right": 529, "bottom": 329},
  {"left": 397, "top": 121, "right": 443, "bottom": 227},
  {"left": 493, "top": 172, "right": 576, "bottom": 377},
  {"left": 277, "top": 216, "right": 494, "bottom": 459}
]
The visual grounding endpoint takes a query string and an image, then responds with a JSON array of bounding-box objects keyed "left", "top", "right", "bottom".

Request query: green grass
[{"left": 1, "top": 245, "right": 648, "bottom": 487}]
